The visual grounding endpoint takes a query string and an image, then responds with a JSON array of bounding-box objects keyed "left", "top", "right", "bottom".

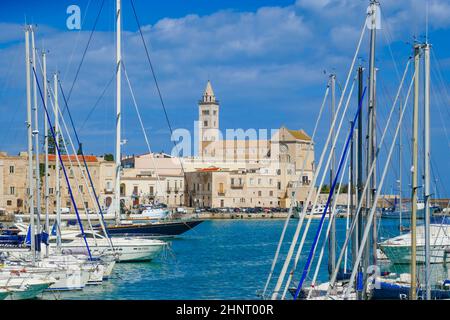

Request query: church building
[{"left": 184, "top": 81, "right": 316, "bottom": 209}]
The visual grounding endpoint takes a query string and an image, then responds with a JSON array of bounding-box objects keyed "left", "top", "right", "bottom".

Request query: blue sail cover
[
  {"left": 357, "top": 272, "right": 364, "bottom": 291},
  {"left": 41, "top": 232, "right": 49, "bottom": 245},
  {"left": 25, "top": 225, "right": 42, "bottom": 251},
  {"left": 51, "top": 222, "right": 57, "bottom": 236},
  {"left": 25, "top": 225, "right": 31, "bottom": 245}
]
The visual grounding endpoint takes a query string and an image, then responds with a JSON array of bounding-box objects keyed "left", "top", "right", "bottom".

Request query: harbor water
[{"left": 41, "top": 218, "right": 447, "bottom": 300}]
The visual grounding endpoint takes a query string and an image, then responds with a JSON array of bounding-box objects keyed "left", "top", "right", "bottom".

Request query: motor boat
[
  {"left": 293, "top": 204, "right": 332, "bottom": 218},
  {"left": 125, "top": 203, "right": 171, "bottom": 220},
  {"left": 379, "top": 224, "right": 450, "bottom": 264}
]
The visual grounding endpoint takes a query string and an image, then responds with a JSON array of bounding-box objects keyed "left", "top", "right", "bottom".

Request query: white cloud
[
  {"left": 295, "top": 0, "right": 332, "bottom": 11},
  {"left": 0, "top": 0, "right": 449, "bottom": 156}
]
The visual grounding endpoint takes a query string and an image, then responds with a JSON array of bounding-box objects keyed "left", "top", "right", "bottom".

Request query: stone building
[
  {"left": 0, "top": 81, "right": 317, "bottom": 212},
  {"left": 184, "top": 81, "right": 316, "bottom": 208},
  {"left": 0, "top": 151, "right": 114, "bottom": 214},
  {"left": 120, "top": 153, "right": 185, "bottom": 208},
  {"left": 185, "top": 167, "right": 279, "bottom": 208},
  {"left": 0, "top": 152, "right": 28, "bottom": 213}
]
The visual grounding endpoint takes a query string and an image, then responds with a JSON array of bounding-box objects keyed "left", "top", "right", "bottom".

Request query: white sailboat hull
[
  {"left": 0, "top": 275, "right": 54, "bottom": 299},
  {"left": 56, "top": 244, "right": 163, "bottom": 262},
  {"left": 4, "top": 283, "right": 52, "bottom": 300},
  {"left": 1, "top": 265, "right": 89, "bottom": 291},
  {"left": 51, "top": 239, "right": 166, "bottom": 262}
]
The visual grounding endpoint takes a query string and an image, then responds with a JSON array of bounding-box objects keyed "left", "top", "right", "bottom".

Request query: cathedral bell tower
[{"left": 198, "top": 80, "right": 219, "bottom": 156}]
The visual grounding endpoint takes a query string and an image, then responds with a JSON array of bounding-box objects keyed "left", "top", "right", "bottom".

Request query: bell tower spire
[
  {"left": 203, "top": 80, "right": 216, "bottom": 103},
  {"left": 198, "top": 80, "right": 219, "bottom": 156}
]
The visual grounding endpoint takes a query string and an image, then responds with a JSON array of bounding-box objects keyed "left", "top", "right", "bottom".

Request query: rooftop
[{"left": 47, "top": 154, "right": 98, "bottom": 163}]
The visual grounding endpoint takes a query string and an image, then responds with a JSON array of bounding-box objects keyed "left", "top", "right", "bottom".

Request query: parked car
[{"left": 176, "top": 207, "right": 187, "bottom": 214}]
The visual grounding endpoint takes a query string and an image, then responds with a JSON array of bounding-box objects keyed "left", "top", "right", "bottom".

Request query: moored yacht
[
  {"left": 2, "top": 255, "right": 91, "bottom": 291},
  {"left": 379, "top": 224, "right": 450, "bottom": 264},
  {"left": 49, "top": 230, "right": 167, "bottom": 262},
  {"left": 104, "top": 219, "right": 204, "bottom": 239},
  {"left": 0, "top": 272, "right": 55, "bottom": 299},
  {"left": 126, "top": 204, "right": 171, "bottom": 220}
]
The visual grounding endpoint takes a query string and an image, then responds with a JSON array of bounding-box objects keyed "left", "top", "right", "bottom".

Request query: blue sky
[{"left": 0, "top": 0, "right": 449, "bottom": 196}]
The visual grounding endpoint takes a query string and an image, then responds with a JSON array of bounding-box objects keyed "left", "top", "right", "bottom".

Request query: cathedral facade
[{"left": 184, "top": 81, "right": 316, "bottom": 209}]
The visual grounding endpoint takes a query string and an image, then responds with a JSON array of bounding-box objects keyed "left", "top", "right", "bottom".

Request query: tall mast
[
  {"left": 115, "top": 0, "right": 122, "bottom": 225},
  {"left": 25, "top": 26, "right": 36, "bottom": 265},
  {"left": 363, "top": 0, "right": 378, "bottom": 299},
  {"left": 399, "top": 93, "right": 403, "bottom": 233},
  {"left": 423, "top": 42, "right": 431, "bottom": 300},
  {"left": 372, "top": 66, "right": 378, "bottom": 265},
  {"left": 350, "top": 118, "right": 355, "bottom": 265},
  {"left": 328, "top": 73, "right": 336, "bottom": 277},
  {"left": 54, "top": 72, "right": 62, "bottom": 251},
  {"left": 410, "top": 44, "right": 421, "bottom": 300},
  {"left": 368, "top": 0, "right": 378, "bottom": 261},
  {"left": 345, "top": 121, "right": 354, "bottom": 274},
  {"left": 30, "top": 26, "right": 42, "bottom": 259},
  {"left": 356, "top": 65, "right": 364, "bottom": 300},
  {"left": 43, "top": 51, "right": 49, "bottom": 257}
]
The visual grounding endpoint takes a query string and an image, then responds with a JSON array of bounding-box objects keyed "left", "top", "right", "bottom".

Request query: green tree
[
  {"left": 77, "top": 143, "right": 83, "bottom": 155},
  {"left": 104, "top": 153, "right": 114, "bottom": 161},
  {"left": 320, "top": 184, "right": 330, "bottom": 194},
  {"left": 46, "top": 128, "right": 66, "bottom": 155}
]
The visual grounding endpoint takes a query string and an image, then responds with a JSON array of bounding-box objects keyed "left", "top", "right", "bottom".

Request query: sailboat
[
  {"left": 0, "top": 272, "right": 55, "bottom": 300},
  {"left": 50, "top": 229, "right": 167, "bottom": 262},
  {"left": 263, "top": 0, "right": 446, "bottom": 301},
  {"left": 371, "top": 275, "right": 450, "bottom": 300},
  {"left": 0, "top": 258, "right": 89, "bottom": 291},
  {"left": 23, "top": 14, "right": 168, "bottom": 264},
  {"left": 372, "top": 38, "right": 449, "bottom": 299},
  {"left": 101, "top": 0, "right": 204, "bottom": 239}
]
